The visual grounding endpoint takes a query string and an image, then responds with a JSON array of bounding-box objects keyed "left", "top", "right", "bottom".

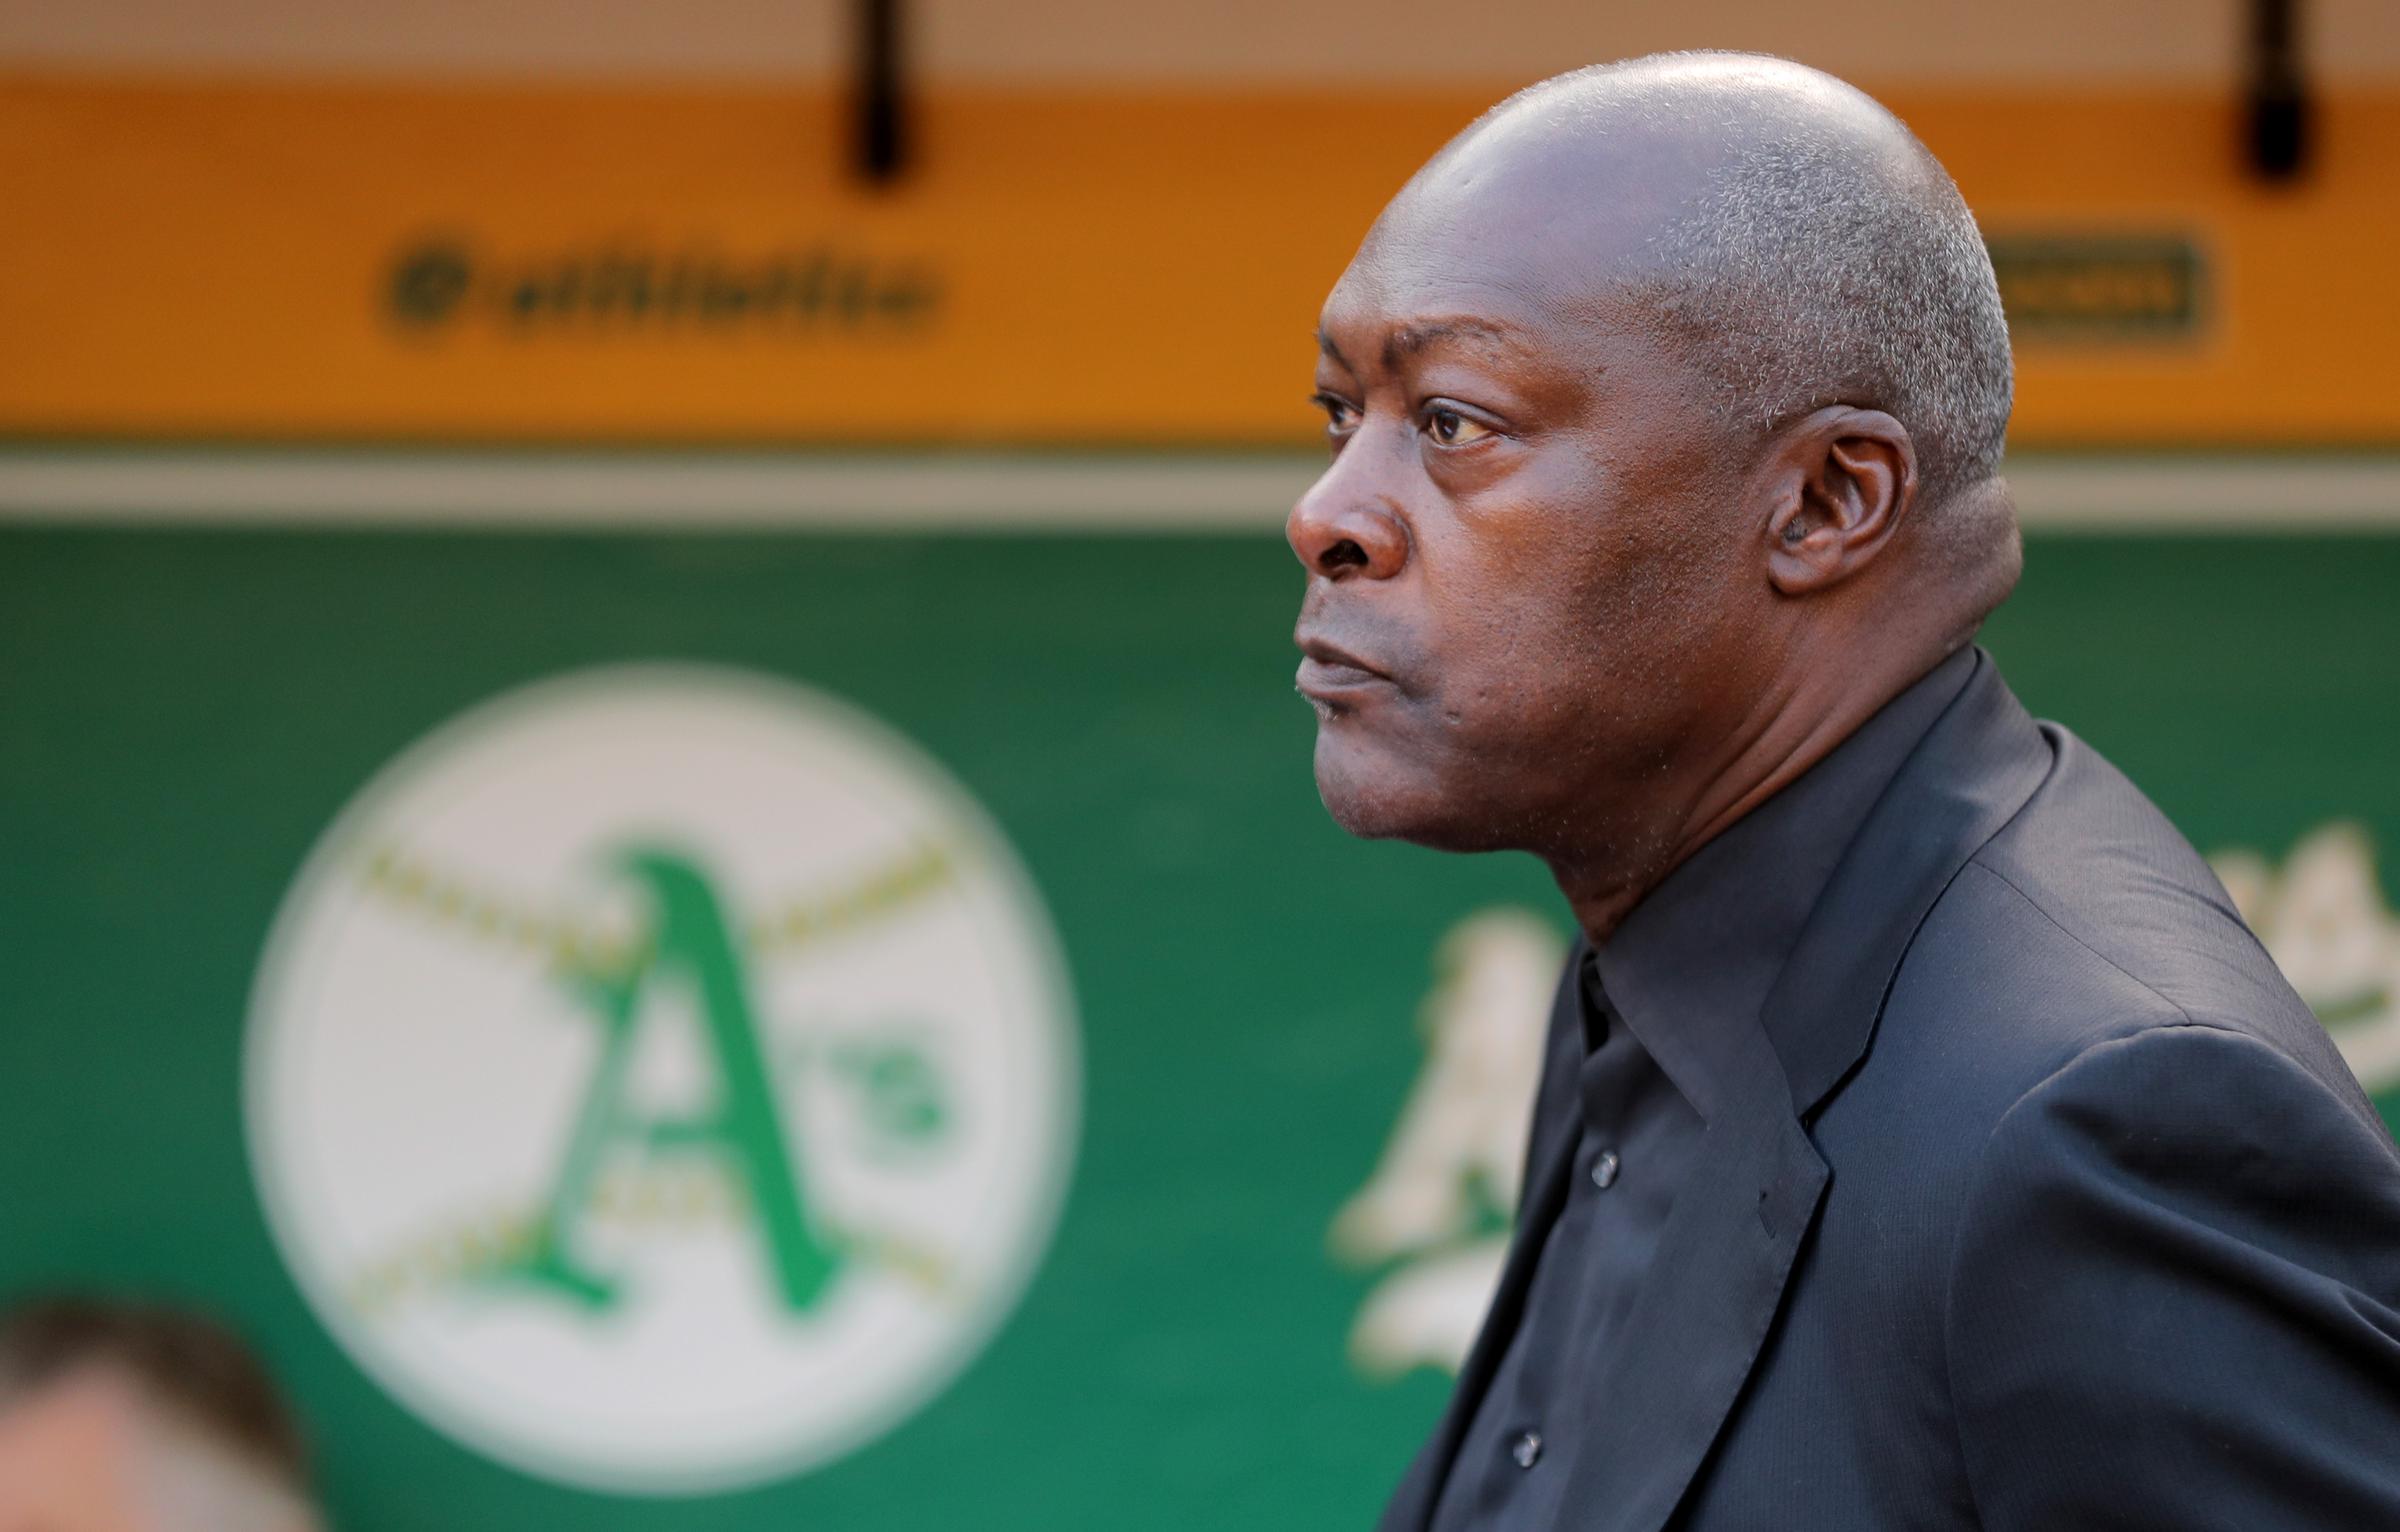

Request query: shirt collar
[{"left": 1588, "top": 646, "right": 1979, "bottom": 1120}]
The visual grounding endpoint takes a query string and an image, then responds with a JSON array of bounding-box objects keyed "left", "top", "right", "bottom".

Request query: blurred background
[{"left": 2, "top": 0, "right": 2397, "bottom": 1526}]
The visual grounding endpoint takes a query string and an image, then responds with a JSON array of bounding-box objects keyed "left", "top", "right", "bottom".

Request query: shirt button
[
  {"left": 1511, "top": 1431, "right": 1543, "bottom": 1469},
  {"left": 1591, "top": 1150, "right": 1621, "bottom": 1190}
]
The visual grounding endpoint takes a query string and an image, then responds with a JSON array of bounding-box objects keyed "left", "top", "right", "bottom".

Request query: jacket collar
[
  {"left": 1594, "top": 645, "right": 1981, "bottom": 1125},
  {"left": 1759, "top": 647, "right": 2058, "bottom": 1119}
]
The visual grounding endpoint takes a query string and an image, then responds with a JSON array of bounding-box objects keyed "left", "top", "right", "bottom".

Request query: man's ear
[{"left": 1763, "top": 406, "right": 1918, "bottom": 595}]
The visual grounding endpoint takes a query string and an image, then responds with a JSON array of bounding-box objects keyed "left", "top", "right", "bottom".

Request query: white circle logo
[{"left": 245, "top": 665, "right": 1079, "bottom": 1495}]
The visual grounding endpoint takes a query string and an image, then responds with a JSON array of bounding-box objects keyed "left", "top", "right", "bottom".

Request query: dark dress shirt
[
  {"left": 1378, "top": 645, "right": 2400, "bottom": 1531},
  {"left": 1426, "top": 649, "right": 1977, "bottom": 1530}
]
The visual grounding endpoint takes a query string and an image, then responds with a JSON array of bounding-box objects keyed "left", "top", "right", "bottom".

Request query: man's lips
[{"left": 1295, "top": 636, "right": 1396, "bottom": 702}]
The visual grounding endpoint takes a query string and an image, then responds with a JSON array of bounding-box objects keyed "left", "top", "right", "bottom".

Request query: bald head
[
  {"left": 1386, "top": 52, "right": 2015, "bottom": 567},
  {"left": 1293, "top": 53, "right": 2019, "bottom": 911}
]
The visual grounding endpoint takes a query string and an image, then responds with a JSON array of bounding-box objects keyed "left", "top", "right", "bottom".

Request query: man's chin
[{"left": 1312, "top": 735, "right": 1498, "bottom": 851}]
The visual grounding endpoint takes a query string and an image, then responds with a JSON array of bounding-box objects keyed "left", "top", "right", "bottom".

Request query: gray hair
[{"left": 1495, "top": 56, "right": 2015, "bottom": 531}]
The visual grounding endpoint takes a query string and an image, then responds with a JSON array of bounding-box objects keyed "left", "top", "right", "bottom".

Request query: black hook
[
  {"left": 2245, "top": 0, "right": 2310, "bottom": 182},
  {"left": 855, "top": 0, "right": 908, "bottom": 185}
]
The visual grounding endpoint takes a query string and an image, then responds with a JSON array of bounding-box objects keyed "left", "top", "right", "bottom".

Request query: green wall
[{"left": 2, "top": 526, "right": 2393, "bottom": 1526}]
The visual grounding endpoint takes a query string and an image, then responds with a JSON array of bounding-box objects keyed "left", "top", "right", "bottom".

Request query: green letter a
[{"left": 504, "top": 847, "right": 844, "bottom": 1315}]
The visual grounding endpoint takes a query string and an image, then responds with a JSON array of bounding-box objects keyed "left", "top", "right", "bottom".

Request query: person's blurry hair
[{"left": 0, "top": 1295, "right": 313, "bottom": 1503}]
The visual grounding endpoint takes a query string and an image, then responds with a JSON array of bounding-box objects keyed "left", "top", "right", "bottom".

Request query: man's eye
[
  {"left": 1305, "top": 396, "right": 1363, "bottom": 444},
  {"left": 1425, "top": 406, "right": 1494, "bottom": 446}
]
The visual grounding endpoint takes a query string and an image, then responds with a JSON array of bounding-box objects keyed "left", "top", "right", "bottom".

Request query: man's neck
[{"left": 1548, "top": 636, "right": 1967, "bottom": 944}]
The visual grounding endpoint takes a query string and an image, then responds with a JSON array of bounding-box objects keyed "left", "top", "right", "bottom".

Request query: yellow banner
[{"left": 3, "top": 77, "right": 2395, "bottom": 447}]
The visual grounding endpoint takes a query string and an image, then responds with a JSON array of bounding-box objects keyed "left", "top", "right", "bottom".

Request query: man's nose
[{"left": 1286, "top": 471, "right": 1408, "bottom": 581}]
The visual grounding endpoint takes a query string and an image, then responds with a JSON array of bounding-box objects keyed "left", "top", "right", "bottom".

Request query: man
[
  {"left": 1288, "top": 52, "right": 2400, "bottom": 1531},
  {"left": 0, "top": 1297, "right": 322, "bottom": 1532}
]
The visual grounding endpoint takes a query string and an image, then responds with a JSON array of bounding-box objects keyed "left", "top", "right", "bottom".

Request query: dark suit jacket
[{"left": 1379, "top": 652, "right": 2400, "bottom": 1530}]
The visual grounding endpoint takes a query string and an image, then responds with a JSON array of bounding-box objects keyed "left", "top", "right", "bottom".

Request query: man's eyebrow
[
  {"left": 1316, "top": 318, "right": 1530, "bottom": 373},
  {"left": 1383, "top": 319, "right": 1524, "bottom": 370}
]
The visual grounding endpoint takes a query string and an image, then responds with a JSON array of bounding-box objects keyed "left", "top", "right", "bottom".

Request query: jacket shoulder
[{"left": 1884, "top": 721, "right": 2363, "bottom": 1115}]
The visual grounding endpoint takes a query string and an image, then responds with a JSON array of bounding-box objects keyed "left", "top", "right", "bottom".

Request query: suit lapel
[
  {"left": 1549, "top": 1025, "right": 1827, "bottom": 1532},
  {"left": 1548, "top": 653, "right": 2054, "bottom": 1532}
]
